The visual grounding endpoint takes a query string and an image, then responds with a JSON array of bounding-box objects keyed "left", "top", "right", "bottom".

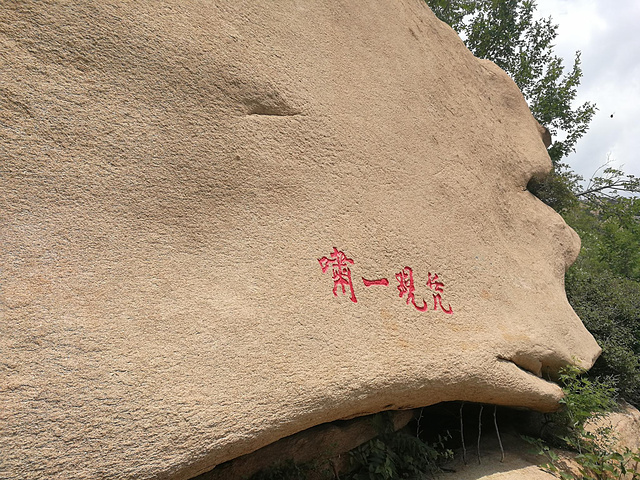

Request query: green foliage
[
  {"left": 248, "top": 459, "right": 312, "bottom": 480},
  {"left": 525, "top": 367, "right": 640, "bottom": 480},
  {"left": 539, "top": 445, "right": 640, "bottom": 480},
  {"left": 552, "top": 366, "right": 617, "bottom": 451},
  {"left": 346, "top": 433, "right": 451, "bottom": 480},
  {"left": 563, "top": 197, "right": 640, "bottom": 406},
  {"left": 565, "top": 197, "right": 640, "bottom": 291},
  {"left": 247, "top": 413, "right": 453, "bottom": 480},
  {"left": 427, "top": 0, "right": 475, "bottom": 31},
  {"left": 345, "top": 413, "right": 452, "bottom": 480},
  {"left": 578, "top": 161, "right": 640, "bottom": 205},
  {"left": 565, "top": 265, "right": 640, "bottom": 406},
  {"left": 527, "top": 167, "right": 582, "bottom": 213},
  {"left": 574, "top": 449, "right": 640, "bottom": 480},
  {"left": 427, "top": 0, "right": 596, "bottom": 168}
]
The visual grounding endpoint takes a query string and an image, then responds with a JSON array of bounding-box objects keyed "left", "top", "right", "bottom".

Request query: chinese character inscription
[{"left": 318, "top": 247, "right": 453, "bottom": 314}]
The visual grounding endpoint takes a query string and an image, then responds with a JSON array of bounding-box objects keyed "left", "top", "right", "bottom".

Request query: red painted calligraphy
[
  {"left": 318, "top": 249, "right": 454, "bottom": 314},
  {"left": 362, "top": 278, "right": 390, "bottom": 286},
  {"left": 427, "top": 272, "right": 453, "bottom": 314},
  {"left": 395, "top": 266, "right": 428, "bottom": 312},
  {"left": 318, "top": 247, "right": 358, "bottom": 303}
]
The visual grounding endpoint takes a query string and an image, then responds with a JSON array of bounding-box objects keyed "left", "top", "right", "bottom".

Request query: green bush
[
  {"left": 564, "top": 222, "right": 640, "bottom": 408},
  {"left": 527, "top": 366, "right": 640, "bottom": 480},
  {"left": 345, "top": 412, "right": 452, "bottom": 480},
  {"left": 552, "top": 366, "right": 617, "bottom": 452},
  {"left": 248, "top": 460, "right": 312, "bottom": 480}
]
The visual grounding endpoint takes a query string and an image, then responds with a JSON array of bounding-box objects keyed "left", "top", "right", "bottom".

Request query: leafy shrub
[
  {"left": 345, "top": 413, "right": 452, "bottom": 480},
  {"left": 553, "top": 365, "right": 618, "bottom": 452},
  {"left": 527, "top": 366, "right": 640, "bottom": 480},
  {"left": 248, "top": 460, "right": 311, "bottom": 480},
  {"left": 565, "top": 256, "right": 640, "bottom": 407}
]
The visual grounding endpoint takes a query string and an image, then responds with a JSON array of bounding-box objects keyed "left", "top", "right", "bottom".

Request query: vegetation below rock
[
  {"left": 247, "top": 370, "right": 639, "bottom": 480},
  {"left": 525, "top": 366, "right": 640, "bottom": 480},
  {"left": 343, "top": 413, "right": 453, "bottom": 480}
]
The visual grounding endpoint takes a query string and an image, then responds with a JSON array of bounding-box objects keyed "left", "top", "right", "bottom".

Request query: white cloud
[{"left": 534, "top": 0, "right": 640, "bottom": 185}]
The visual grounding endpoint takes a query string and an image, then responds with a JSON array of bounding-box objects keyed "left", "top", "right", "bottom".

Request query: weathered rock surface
[
  {"left": 1, "top": 1, "right": 600, "bottom": 479},
  {"left": 588, "top": 401, "right": 640, "bottom": 451}
]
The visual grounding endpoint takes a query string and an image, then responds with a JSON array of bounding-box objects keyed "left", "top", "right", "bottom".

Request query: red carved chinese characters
[
  {"left": 318, "top": 247, "right": 358, "bottom": 303},
  {"left": 318, "top": 249, "right": 454, "bottom": 314},
  {"left": 395, "top": 267, "right": 428, "bottom": 312},
  {"left": 362, "top": 278, "right": 389, "bottom": 286},
  {"left": 427, "top": 272, "right": 453, "bottom": 314}
]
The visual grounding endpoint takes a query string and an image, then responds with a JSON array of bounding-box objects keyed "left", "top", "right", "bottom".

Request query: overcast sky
[{"left": 534, "top": 0, "right": 640, "bottom": 186}]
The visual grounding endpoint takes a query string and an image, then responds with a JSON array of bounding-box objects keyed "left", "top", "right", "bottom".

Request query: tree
[
  {"left": 427, "top": 0, "right": 475, "bottom": 32},
  {"left": 428, "top": 0, "right": 596, "bottom": 168},
  {"left": 577, "top": 155, "right": 640, "bottom": 204}
]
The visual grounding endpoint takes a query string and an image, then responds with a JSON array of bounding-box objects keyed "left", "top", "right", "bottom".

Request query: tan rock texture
[
  {"left": 1, "top": 1, "right": 600, "bottom": 479},
  {"left": 588, "top": 401, "right": 640, "bottom": 452}
]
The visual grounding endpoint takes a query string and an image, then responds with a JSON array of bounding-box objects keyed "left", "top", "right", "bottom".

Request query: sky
[{"left": 534, "top": 0, "right": 640, "bottom": 187}]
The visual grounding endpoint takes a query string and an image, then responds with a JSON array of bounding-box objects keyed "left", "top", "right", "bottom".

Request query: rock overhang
[{"left": 0, "top": 1, "right": 600, "bottom": 479}]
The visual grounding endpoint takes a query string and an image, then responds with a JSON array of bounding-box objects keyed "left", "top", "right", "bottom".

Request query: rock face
[{"left": 0, "top": 1, "right": 600, "bottom": 479}]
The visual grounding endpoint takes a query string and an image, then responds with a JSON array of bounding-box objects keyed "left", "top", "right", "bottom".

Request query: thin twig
[
  {"left": 584, "top": 156, "right": 612, "bottom": 192},
  {"left": 460, "top": 403, "right": 467, "bottom": 465},
  {"left": 330, "top": 458, "right": 340, "bottom": 480},
  {"left": 494, "top": 405, "right": 504, "bottom": 463},
  {"left": 577, "top": 183, "right": 633, "bottom": 197},
  {"left": 477, "top": 405, "right": 483, "bottom": 465}
]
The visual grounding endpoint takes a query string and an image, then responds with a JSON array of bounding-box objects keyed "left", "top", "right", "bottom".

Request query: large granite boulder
[{"left": 0, "top": 1, "right": 600, "bottom": 478}]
